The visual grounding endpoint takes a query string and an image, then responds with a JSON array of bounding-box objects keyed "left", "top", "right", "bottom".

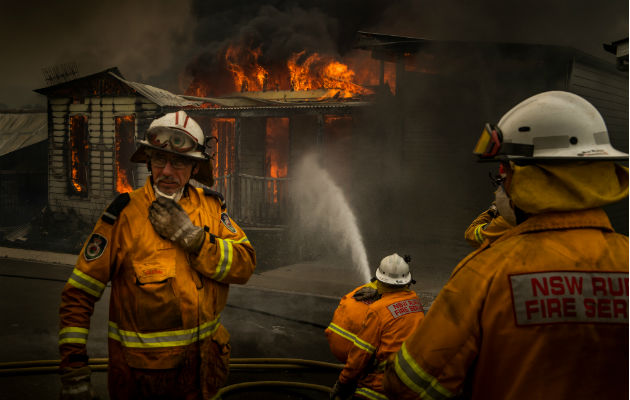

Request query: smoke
[
  {"left": 0, "top": 0, "right": 197, "bottom": 108},
  {"left": 290, "top": 152, "right": 371, "bottom": 283}
]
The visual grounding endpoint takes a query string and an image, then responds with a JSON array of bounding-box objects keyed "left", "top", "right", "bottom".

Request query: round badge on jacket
[{"left": 84, "top": 233, "right": 108, "bottom": 261}]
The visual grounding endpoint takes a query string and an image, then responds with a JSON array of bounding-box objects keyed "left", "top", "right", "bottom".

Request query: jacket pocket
[
  {"left": 200, "top": 324, "right": 231, "bottom": 397},
  {"left": 131, "top": 249, "right": 183, "bottom": 332}
]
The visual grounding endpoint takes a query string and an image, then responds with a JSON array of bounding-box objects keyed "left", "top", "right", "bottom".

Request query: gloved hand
[
  {"left": 353, "top": 286, "right": 382, "bottom": 303},
  {"left": 330, "top": 380, "right": 356, "bottom": 400},
  {"left": 149, "top": 197, "right": 204, "bottom": 253},
  {"left": 60, "top": 366, "right": 99, "bottom": 400}
]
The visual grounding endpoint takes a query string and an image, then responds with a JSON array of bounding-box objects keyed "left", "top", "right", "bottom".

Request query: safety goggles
[
  {"left": 473, "top": 123, "right": 502, "bottom": 158},
  {"left": 149, "top": 152, "right": 194, "bottom": 169},
  {"left": 473, "top": 123, "right": 534, "bottom": 159},
  {"left": 147, "top": 128, "right": 200, "bottom": 153}
]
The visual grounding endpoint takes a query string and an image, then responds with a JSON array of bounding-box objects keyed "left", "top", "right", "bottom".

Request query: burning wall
[{"left": 47, "top": 95, "right": 160, "bottom": 222}]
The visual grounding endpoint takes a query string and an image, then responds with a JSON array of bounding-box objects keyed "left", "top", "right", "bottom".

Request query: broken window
[
  {"left": 68, "top": 114, "right": 89, "bottom": 196},
  {"left": 211, "top": 118, "right": 236, "bottom": 180},
  {"left": 115, "top": 115, "right": 136, "bottom": 193},
  {"left": 265, "top": 117, "right": 289, "bottom": 203}
]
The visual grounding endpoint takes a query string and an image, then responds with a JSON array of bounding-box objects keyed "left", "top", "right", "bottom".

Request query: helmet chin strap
[
  {"left": 153, "top": 184, "right": 184, "bottom": 203},
  {"left": 494, "top": 185, "right": 517, "bottom": 226}
]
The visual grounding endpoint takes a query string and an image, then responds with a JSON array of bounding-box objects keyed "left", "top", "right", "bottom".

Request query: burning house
[
  {"left": 31, "top": 33, "right": 627, "bottom": 277},
  {"left": 33, "top": 68, "right": 203, "bottom": 224}
]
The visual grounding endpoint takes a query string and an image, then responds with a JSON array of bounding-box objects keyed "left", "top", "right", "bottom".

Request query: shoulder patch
[
  {"left": 84, "top": 233, "right": 108, "bottom": 261},
  {"left": 221, "top": 212, "right": 237, "bottom": 233},
  {"left": 202, "top": 187, "right": 226, "bottom": 210},
  {"left": 101, "top": 193, "right": 130, "bottom": 225},
  {"left": 387, "top": 298, "right": 422, "bottom": 319}
]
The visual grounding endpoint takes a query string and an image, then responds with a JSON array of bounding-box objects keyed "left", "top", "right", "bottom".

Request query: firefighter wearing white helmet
[
  {"left": 384, "top": 91, "right": 629, "bottom": 400},
  {"left": 59, "top": 110, "right": 256, "bottom": 400},
  {"left": 329, "top": 254, "right": 424, "bottom": 400}
]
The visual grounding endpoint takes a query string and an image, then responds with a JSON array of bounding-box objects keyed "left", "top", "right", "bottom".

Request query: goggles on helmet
[
  {"left": 147, "top": 128, "right": 202, "bottom": 154},
  {"left": 473, "top": 123, "right": 502, "bottom": 158},
  {"left": 473, "top": 123, "right": 534, "bottom": 160}
]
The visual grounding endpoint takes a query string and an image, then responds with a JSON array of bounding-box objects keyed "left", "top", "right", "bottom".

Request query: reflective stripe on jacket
[
  {"left": 464, "top": 209, "right": 513, "bottom": 247},
  {"left": 340, "top": 289, "right": 424, "bottom": 398},
  {"left": 59, "top": 177, "right": 256, "bottom": 379},
  {"left": 385, "top": 208, "right": 629, "bottom": 400},
  {"left": 325, "top": 281, "right": 377, "bottom": 363}
]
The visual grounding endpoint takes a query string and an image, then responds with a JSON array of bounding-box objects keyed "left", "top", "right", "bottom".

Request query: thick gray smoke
[{"left": 290, "top": 153, "right": 372, "bottom": 283}]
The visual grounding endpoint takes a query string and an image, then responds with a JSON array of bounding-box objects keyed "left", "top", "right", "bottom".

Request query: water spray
[{"left": 290, "top": 153, "right": 371, "bottom": 283}]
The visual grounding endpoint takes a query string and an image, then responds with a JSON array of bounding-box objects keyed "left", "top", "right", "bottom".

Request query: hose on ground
[{"left": 0, "top": 357, "right": 343, "bottom": 376}]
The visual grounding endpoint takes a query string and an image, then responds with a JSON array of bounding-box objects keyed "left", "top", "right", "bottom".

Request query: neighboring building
[{"left": 0, "top": 111, "right": 47, "bottom": 226}]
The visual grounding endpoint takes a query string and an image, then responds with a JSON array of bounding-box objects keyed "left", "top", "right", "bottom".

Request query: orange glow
[
  {"left": 115, "top": 115, "right": 134, "bottom": 193},
  {"left": 185, "top": 44, "right": 385, "bottom": 98},
  {"left": 69, "top": 115, "right": 88, "bottom": 194},
  {"left": 265, "top": 118, "right": 289, "bottom": 203},
  {"left": 211, "top": 118, "right": 236, "bottom": 179},
  {"left": 225, "top": 45, "right": 272, "bottom": 92}
]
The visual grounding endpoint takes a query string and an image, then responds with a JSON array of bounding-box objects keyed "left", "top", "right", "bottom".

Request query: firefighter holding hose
[
  {"left": 329, "top": 254, "right": 424, "bottom": 400},
  {"left": 383, "top": 91, "right": 629, "bottom": 400},
  {"left": 58, "top": 111, "right": 256, "bottom": 399}
]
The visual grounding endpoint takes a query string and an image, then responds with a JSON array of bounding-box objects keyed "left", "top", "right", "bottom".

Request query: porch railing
[{"left": 213, "top": 174, "right": 290, "bottom": 227}]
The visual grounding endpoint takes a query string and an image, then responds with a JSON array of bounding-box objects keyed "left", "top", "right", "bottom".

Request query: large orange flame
[{"left": 186, "top": 44, "right": 384, "bottom": 98}]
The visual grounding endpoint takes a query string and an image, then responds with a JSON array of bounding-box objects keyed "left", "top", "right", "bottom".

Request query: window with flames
[
  {"left": 68, "top": 115, "right": 89, "bottom": 196},
  {"left": 115, "top": 115, "right": 136, "bottom": 193}
]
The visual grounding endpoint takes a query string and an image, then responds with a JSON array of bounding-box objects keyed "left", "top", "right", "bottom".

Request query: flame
[
  {"left": 210, "top": 118, "right": 236, "bottom": 179},
  {"left": 69, "top": 116, "right": 87, "bottom": 193},
  {"left": 115, "top": 115, "right": 135, "bottom": 194},
  {"left": 186, "top": 45, "right": 381, "bottom": 98},
  {"left": 265, "top": 118, "right": 289, "bottom": 203},
  {"left": 225, "top": 45, "right": 272, "bottom": 92}
]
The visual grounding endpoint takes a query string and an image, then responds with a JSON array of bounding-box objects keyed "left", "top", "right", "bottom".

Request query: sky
[{"left": 0, "top": 0, "right": 627, "bottom": 109}]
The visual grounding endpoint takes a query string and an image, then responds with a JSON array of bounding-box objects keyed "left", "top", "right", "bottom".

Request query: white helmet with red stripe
[
  {"left": 133, "top": 110, "right": 208, "bottom": 161},
  {"left": 131, "top": 111, "right": 214, "bottom": 186}
]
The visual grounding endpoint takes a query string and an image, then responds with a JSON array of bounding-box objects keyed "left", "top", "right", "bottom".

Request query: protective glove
[
  {"left": 148, "top": 197, "right": 204, "bottom": 253},
  {"left": 330, "top": 380, "right": 356, "bottom": 400},
  {"left": 353, "top": 286, "right": 382, "bottom": 303},
  {"left": 59, "top": 366, "right": 99, "bottom": 400}
]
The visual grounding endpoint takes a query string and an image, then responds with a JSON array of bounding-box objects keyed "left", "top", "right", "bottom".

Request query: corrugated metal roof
[
  {"left": 0, "top": 113, "right": 47, "bottom": 157},
  {"left": 108, "top": 72, "right": 203, "bottom": 107}
]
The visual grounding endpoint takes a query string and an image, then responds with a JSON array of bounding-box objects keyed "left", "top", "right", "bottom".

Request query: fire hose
[{"left": 0, "top": 357, "right": 343, "bottom": 397}]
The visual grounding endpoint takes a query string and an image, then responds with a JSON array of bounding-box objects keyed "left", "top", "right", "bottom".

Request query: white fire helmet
[
  {"left": 473, "top": 91, "right": 628, "bottom": 161},
  {"left": 131, "top": 111, "right": 214, "bottom": 187},
  {"left": 375, "top": 253, "right": 412, "bottom": 286}
]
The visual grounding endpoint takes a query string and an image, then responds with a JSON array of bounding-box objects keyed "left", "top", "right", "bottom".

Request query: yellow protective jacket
[
  {"left": 384, "top": 208, "right": 628, "bottom": 400},
  {"left": 464, "top": 209, "right": 513, "bottom": 247},
  {"left": 341, "top": 289, "right": 424, "bottom": 400},
  {"left": 59, "top": 178, "right": 256, "bottom": 397},
  {"left": 325, "top": 281, "right": 377, "bottom": 363}
]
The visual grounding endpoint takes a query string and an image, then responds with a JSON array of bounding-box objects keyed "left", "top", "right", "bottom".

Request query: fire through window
[
  {"left": 115, "top": 115, "right": 136, "bottom": 193},
  {"left": 68, "top": 115, "right": 89, "bottom": 196},
  {"left": 211, "top": 118, "right": 236, "bottom": 180},
  {"left": 265, "top": 118, "right": 289, "bottom": 204}
]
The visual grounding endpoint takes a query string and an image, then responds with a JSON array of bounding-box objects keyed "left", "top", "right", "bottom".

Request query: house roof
[
  {"left": 108, "top": 72, "right": 202, "bottom": 107},
  {"left": 34, "top": 67, "right": 202, "bottom": 108},
  {"left": 0, "top": 113, "right": 47, "bottom": 157}
]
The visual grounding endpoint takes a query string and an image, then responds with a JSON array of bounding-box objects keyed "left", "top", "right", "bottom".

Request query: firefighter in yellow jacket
[
  {"left": 58, "top": 111, "right": 256, "bottom": 400},
  {"left": 330, "top": 254, "right": 424, "bottom": 400},
  {"left": 325, "top": 280, "right": 378, "bottom": 363},
  {"left": 383, "top": 91, "right": 629, "bottom": 400}
]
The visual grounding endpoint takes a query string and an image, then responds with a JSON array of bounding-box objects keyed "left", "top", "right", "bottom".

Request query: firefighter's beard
[
  {"left": 153, "top": 176, "right": 184, "bottom": 202},
  {"left": 494, "top": 185, "right": 517, "bottom": 226}
]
